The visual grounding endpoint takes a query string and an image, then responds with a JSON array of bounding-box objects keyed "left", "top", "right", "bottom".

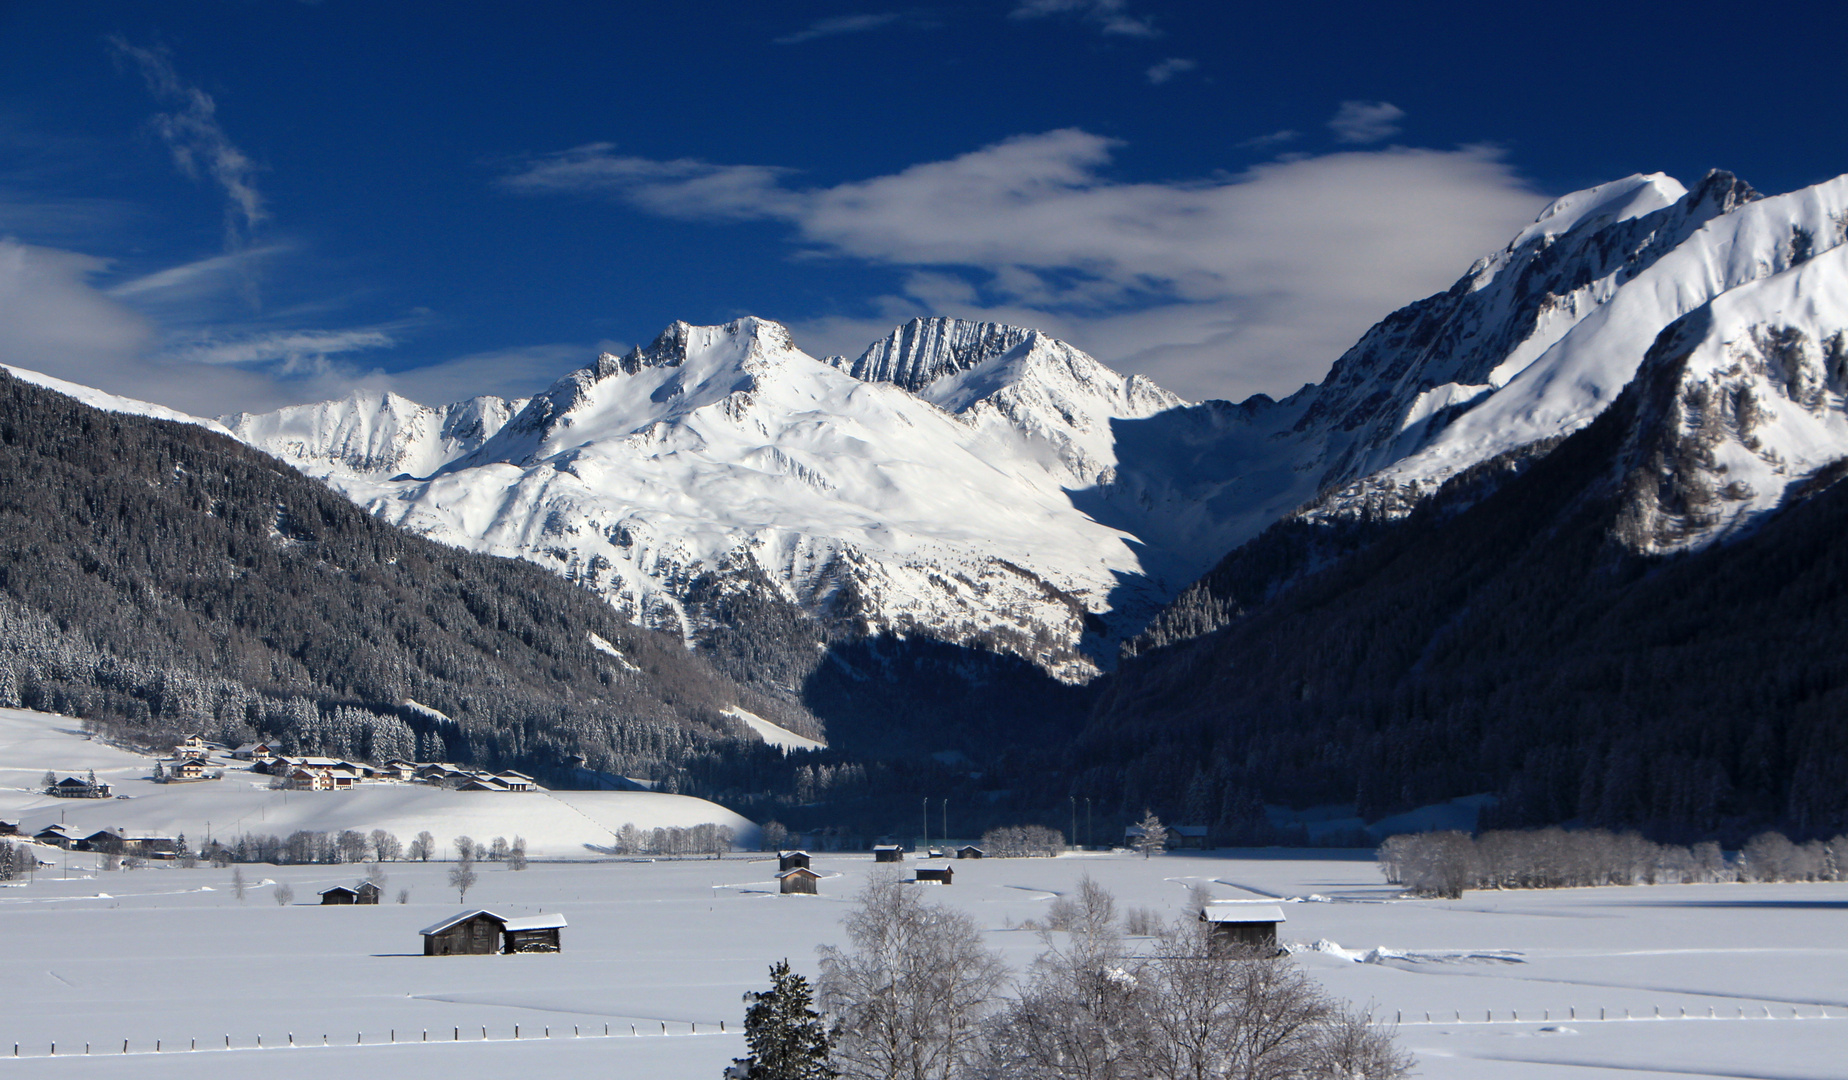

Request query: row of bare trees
[
  {"left": 978, "top": 825, "right": 1065, "bottom": 859},
  {"left": 608, "top": 821, "right": 737, "bottom": 857},
  {"left": 809, "top": 874, "right": 1411, "bottom": 1080},
  {"left": 1379, "top": 827, "right": 1848, "bottom": 898}
]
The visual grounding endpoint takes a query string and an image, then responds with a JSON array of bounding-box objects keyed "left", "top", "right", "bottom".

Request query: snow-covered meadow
[{"left": 1, "top": 710, "right": 1844, "bottom": 1079}]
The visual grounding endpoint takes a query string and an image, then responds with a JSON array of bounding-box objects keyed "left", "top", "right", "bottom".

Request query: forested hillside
[
  {"left": 1082, "top": 353, "right": 1848, "bottom": 843},
  {"left": 0, "top": 369, "right": 814, "bottom": 783}
]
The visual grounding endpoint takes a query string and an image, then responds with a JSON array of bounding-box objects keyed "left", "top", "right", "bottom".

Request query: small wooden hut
[
  {"left": 1200, "top": 902, "right": 1286, "bottom": 949},
  {"left": 421, "top": 910, "right": 509, "bottom": 955},
  {"left": 778, "top": 850, "right": 812, "bottom": 872},
  {"left": 501, "top": 913, "right": 567, "bottom": 953},
  {"left": 873, "top": 845, "right": 904, "bottom": 863},
  {"left": 915, "top": 867, "right": 953, "bottom": 885},
  {"left": 778, "top": 867, "right": 821, "bottom": 895},
  {"left": 955, "top": 845, "right": 985, "bottom": 859},
  {"left": 319, "top": 885, "right": 360, "bottom": 905}
]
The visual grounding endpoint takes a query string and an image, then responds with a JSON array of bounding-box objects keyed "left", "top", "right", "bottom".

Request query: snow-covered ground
[
  {"left": 0, "top": 840, "right": 1844, "bottom": 1078},
  {"left": 723, "top": 707, "right": 825, "bottom": 752},
  {"left": 0, "top": 708, "right": 757, "bottom": 857}
]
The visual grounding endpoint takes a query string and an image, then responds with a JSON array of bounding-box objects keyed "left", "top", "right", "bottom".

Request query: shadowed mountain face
[
  {"left": 0, "top": 368, "right": 814, "bottom": 782},
  {"left": 1083, "top": 318, "right": 1848, "bottom": 840}
]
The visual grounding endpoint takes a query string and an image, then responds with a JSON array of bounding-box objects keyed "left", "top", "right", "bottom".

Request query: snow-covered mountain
[
  {"left": 229, "top": 317, "right": 1197, "bottom": 681},
  {"left": 222, "top": 167, "right": 1848, "bottom": 674}
]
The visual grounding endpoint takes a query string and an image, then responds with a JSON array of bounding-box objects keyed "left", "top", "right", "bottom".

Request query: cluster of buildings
[
  {"left": 27, "top": 823, "right": 176, "bottom": 857},
  {"left": 228, "top": 742, "right": 539, "bottom": 793}
]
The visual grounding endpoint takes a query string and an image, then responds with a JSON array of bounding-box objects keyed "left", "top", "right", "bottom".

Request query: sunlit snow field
[{"left": 0, "top": 711, "right": 1844, "bottom": 1079}]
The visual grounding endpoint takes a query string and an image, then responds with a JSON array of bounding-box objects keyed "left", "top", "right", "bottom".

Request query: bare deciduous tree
[
  {"left": 448, "top": 854, "right": 477, "bottom": 903},
  {"left": 508, "top": 836, "right": 528, "bottom": 871},
  {"left": 273, "top": 882, "right": 294, "bottom": 906},
  {"left": 818, "top": 873, "right": 1007, "bottom": 1080},
  {"left": 232, "top": 866, "right": 247, "bottom": 901}
]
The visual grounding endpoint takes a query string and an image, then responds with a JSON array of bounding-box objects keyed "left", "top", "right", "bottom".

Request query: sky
[{"left": 2, "top": 1, "right": 1846, "bottom": 416}]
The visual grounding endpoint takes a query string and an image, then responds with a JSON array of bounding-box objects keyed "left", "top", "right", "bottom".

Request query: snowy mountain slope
[
  {"left": 233, "top": 318, "right": 1206, "bottom": 680},
  {"left": 223, "top": 390, "right": 523, "bottom": 481},
  {"left": 1300, "top": 170, "right": 1848, "bottom": 520},
  {"left": 2, "top": 363, "right": 234, "bottom": 436},
  {"left": 1611, "top": 240, "right": 1848, "bottom": 552}
]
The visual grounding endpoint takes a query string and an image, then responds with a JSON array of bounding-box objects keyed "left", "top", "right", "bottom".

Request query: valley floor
[{"left": 0, "top": 848, "right": 1842, "bottom": 1079}]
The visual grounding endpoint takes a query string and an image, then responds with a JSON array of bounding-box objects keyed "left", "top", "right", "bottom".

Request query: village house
[
  {"left": 229, "top": 741, "right": 274, "bottom": 762},
  {"left": 1172, "top": 825, "right": 1211, "bottom": 850},
  {"left": 33, "top": 824, "right": 72, "bottom": 849},
  {"left": 49, "top": 776, "right": 110, "bottom": 798},
  {"left": 380, "top": 760, "right": 418, "bottom": 781},
  {"left": 0, "top": 820, "right": 17, "bottom": 836},
  {"left": 915, "top": 867, "right": 954, "bottom": 885},
  {"left": 778, "top": 867, "right": 821, "bottom": 895},
  {"left": 1199, "top": 901, "right": 1286, "bottom": 950},
  {"left": 174, "top": 734, "right": 210, "bottom": 760},
  {"left": 494, "top": 770, "right": 537, "bottom": 792}
]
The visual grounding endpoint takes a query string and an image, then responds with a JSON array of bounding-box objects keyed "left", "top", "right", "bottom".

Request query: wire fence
[
  {"left": 1393, "top": 1003, "right": 1842, "bottom": 1026},
  {"left": 6, "top": 1019, "right": 739, "bottom": 1061}
]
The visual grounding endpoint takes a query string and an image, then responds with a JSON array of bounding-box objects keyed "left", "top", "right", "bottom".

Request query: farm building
[
  {"left": 33, "top": 825, "right": 72, "bottom": 849},
  {"left": 1200, "top": 902, "right": 1286, "bottom": 950},
  {"left": 502, "top": 913, "right": 566, "bottom": 953},
  {"left": 420, "top": 910, "right": 566, "bottom": 955},
  {"left": 955, "top": 845, "right": 985, "bottom": 859},
  {"left": 915, "top": 867, "right": 953, "bottom": 885},
  {"left": 1172, "top": 825, "right": 1210, "bottom": 849},
  {"left": 319, "top": 882, "right": 382, "bottom": 905},
  {"left": 421, "top": 910, "right": 508, "bottom": 955},
  {"left": 777, "top": 850, "right": 811, "bottom": 872},
  {"left": 873, "top": 845, "right": 904, "bottom": 863},
  {"left": 778, "top": 867, "right": 821, "bottom": 895},
  {"left": 0, "top": 821, "right": 17, "bottom": 836}
]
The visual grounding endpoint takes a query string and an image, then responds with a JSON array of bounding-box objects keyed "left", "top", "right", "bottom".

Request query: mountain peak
[{"left": 831, "top": 316, "right": 1040, "bottom": 393}]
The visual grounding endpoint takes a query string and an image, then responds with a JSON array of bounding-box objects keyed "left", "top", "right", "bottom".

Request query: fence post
[
  {"left": 515, "top": 1025, "right": 520, "bottom": 1040},
  {"left": 122, "top": 1040, "right": 128, "bottom": 1054}
]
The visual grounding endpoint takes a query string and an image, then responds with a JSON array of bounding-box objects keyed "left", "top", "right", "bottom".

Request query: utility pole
[
  {"left": 1085, "top": 798, "right": 1092, "bottom": 851},
  {"left": 942, "top": 799, "right": 948, "bottom": 848},
  {"left": 922, "top": 796, "right": 930, "bottom": 852},
  {"left": 1070, "top": 796, "right": 1077, "bottom": 853}
]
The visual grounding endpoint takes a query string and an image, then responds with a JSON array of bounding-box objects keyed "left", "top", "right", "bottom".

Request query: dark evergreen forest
[{"left": 1081, "top": 367, "right": 1848, "bottom": 844}]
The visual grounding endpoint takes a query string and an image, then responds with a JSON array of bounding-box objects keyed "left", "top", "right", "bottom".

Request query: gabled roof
[
  {"left": 1200, "top": 901, "right": 1287, "bottom": 924},
  {"left": 319, "top": 886, "right": 359, "bottom": 898},
  {"left": 778, "top": 849, "right": 811, "bottom": 858},
  {"left": 501, "top": 913, "right": 567, "bottom": 931},
  {"left": 1173, "top": 825, "right": 1210, "bottom": 837},
  {"left": 419, "top": 909, "right": 508, "bottom": 936},
  {"left": 872, "top": 844, "right": 902, "bottom": 851},
  {"left": 777, "top": 867, "right": 821, "bottom": 879}
]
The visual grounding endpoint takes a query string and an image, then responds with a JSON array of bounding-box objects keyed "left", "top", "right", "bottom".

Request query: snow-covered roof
[
  {"left": 319, "top": 886, "right": 358, "bottom": 897},
  {"left": 502, "top": 913, "right": 567, "bottom": 932},
  {"left": 1201, "top": 902, "right": 1286, "bottom": 924},
  {"left": 777, "top": 867, "right": 820, "bottom": 879},
  {"left": 419, "top": 909, "right": 507, "bottom": 936}
]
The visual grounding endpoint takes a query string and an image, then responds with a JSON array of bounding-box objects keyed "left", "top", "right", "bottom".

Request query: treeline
[
  {"left": 1378, "top": 828, "right": 1848, "bottom": 898},
  {"left": 0, "top": 369, "right": 812, "bottom": 785},
  {"left": 599, "top": 822, "right": 737, "bottom": 857},
  {"left": 978, "top": 825, "right": 1065, "bottom": 858}
]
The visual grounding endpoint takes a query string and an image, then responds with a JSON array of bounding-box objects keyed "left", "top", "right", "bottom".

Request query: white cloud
[
  {"left": 1010, "top": 0, "right": 1158, "bottom": 37},
  {"left": 774, "top": 13, "right": 902, "bottom": 45},
  {"left": 1328, "top": 100, "right": 1405, "bottom": 145},
  {"left": 1236, "top": 129, "right": 1299, "bottom": 151},
  {"left": 1145, "top": 58, "right": 1196, "bottom": 84},
  {"left": 504, "top": 129, "right": 1546, "bottom": 401},
  {"left": 109, "top": 38, "right": 265, "bottom": 247}
]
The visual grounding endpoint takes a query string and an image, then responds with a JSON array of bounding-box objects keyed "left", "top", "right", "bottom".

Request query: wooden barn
[
  {"left": 915, "top": 867, "right": 953, "bottom": 885},
  {"left": 873, "top": 845, "right": 904, "bottom": 863},
  {"left": 778, "top": 867, "right": 821, "bottom": 895},
  {"left": 1200, "top": 902, "right": 1286, "bottom": 950},
  {"left": 421, "top": 910, "right": 509, "bottom": 955},
  {"left": 955, "top": 845, "right": 985, "bottom": 859},
  {"left": 420, "top": 910, "right": 566, "bottom": 955},
  {"left": 319, "top": 881, "right": 382, "bottom": 905},
  {"left": 501, "top": 913, "right": 566, "bottom": 953},
  {"left": 778, "top": 850, "right": 812, "bottom": 872}
]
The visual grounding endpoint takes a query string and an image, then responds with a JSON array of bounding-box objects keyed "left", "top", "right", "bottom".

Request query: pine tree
[{"left": 741, "top": 960, "right": 835, "bottom": 1080}]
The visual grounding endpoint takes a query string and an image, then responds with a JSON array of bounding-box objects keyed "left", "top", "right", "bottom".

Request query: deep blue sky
[{"left": 3, "top": 1, "right": 1845, "bottom": 414}]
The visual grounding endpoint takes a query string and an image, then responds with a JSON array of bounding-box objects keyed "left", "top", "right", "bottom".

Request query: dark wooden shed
[
  {"left": 1200, "top": 902, "right": 1286, "bottom": 950},
  {"left": 778, "top": 850, "right": 812, "bottom": 872},
  {"left": 501, "top": 913, "right": 566, "bottom": 953},
  {"left": 955, "top": 845, "right": 984, "bottom": 859},
  {"left": 915, "top": 867, "right": 953, "bottom": 885},
  {"left": 873, "top": 845, "right": 904, "bottom": 863},
  {"left": 319, "top": 886, "right": 360, "bottom": 905},
  {"left": 778, "top": 867, "right": 821, "bottom": 895},
  {"left": 421, "top": 910, "right": 508, "bottom": 955},
  {"left": 355, "top": 880, "right": 382, "bottom": 904}
]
